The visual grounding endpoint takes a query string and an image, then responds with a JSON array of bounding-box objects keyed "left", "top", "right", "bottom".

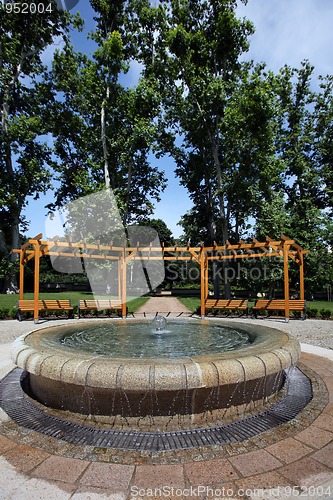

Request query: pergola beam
[{"left": 14, "top": 234, "right": 307, "bottom": 323}]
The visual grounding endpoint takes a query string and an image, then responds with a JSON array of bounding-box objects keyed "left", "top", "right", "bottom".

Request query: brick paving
[{"left": 0, "top": 308, "right": 332, "bottom": 498}]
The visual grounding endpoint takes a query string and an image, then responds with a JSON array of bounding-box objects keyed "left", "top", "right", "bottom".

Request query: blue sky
[{"left": 23, "top": 0, "right": 333, "bottom": 239}]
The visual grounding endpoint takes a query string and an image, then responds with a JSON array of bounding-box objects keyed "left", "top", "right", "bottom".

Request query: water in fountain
[{"left": 58, "top": 320, "right": 252, "bottom": 358}]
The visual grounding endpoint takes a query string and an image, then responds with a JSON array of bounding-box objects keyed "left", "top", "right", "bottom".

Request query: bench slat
[
  {"left": 79, "top": 300, "right": 122, "bottom": 309},
  {"left": 252, "top": 299, "right": 306, "bottom": 319},
  {"left": 253, "top": 300, "right": 306, "bottom": 310},
  {"left": 205, "top": 299, "right": 247, "bottom": 307}
]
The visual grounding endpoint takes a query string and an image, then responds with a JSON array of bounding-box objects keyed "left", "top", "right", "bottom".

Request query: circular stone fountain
[{"left": 11, "top": 318, "right": 300, "bottom": 431}]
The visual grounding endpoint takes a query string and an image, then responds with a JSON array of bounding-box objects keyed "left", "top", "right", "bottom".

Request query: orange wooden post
[
  {"left": 200, "top": 247, "right": 205, "bottom": 317},
  {"left": 283, "top": 241, "right": 290, "bottom": 322},
  {"left": 33, "top": 242, "right": 40, "bottom": 323},
  {"left": 117, "top": 255, "right": 122, "bottom": 301},
  {"left": 121, "top": 248, "right": 127, "bottom": 318},
  {"left": 204, "top": 254, "right": 209, "bottom": 301},
  {"left": 19, "top": 250, "right": 24, "bottom": 300},
  {"left": 299, "top": 251, "right": 305, "bottom": 300}
]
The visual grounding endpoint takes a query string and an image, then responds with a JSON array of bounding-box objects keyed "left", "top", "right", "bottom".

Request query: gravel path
[
  {"left": 135, "top": 296, "right": 191, "bottom": 316},
  {"left": 220, "top": 316, "right": 333, "bottom": 350}
]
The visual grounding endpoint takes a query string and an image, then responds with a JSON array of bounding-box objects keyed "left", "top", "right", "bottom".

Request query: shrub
[
  {"left": 194, "top": 305, "right": 201, "bottom": 315},
  {"left": 319, "top": 308, "right": 332, "bottom": 319},
  {"left": 0, "top": 307, "right": 18, "bottom": 319},
  {"left": 0, "top": 308, "right": 9, "bottom": 319},
  {"left": 306, "top": 307, "right": 318, "bottom": 318},
  {"left": 10, "top": 307, "right": 18, "bottom": 319}
]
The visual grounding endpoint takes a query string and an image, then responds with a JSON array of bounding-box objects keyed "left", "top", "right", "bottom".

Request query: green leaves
[
  {"left": 49, "top": 1, "right": 167, "bottom": 226},
  {"left": 0, "top": 2, "right": 79, "bottom": 289},
  {"left": 144, "top": 0, "right": 280, "bottom": 252}
]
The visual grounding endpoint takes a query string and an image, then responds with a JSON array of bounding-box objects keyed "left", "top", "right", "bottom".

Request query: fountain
[
  {"left": 11, "top": 318, "right": 301, "bottom": 431},
  {"left": 151, "top": 315, "right": 168, "bottom": 332}
]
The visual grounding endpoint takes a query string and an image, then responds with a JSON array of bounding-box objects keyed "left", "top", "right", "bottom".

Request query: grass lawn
[
  {"left": 0, "top": 292, "right": 149, "bottom": 314},
  {"left": 177, "top": 297, "right": 201, "bottom": 312},
  {"left": 306, "top": 300, "right": 333, "bottom": 311}
]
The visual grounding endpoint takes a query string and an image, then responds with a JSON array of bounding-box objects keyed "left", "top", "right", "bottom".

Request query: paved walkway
[
  {"left": 0, "top": 308, "right": 332, "bottom": 498},
  {"left": 135, "top": 296, "right": 191, "bottom": 316}
]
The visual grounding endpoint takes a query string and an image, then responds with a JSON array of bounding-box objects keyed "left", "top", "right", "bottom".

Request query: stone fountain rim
[{"left": 11, "top": 319, "right": 301, "bottom": 391}]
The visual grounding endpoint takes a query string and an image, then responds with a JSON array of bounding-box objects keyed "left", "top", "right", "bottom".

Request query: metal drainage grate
[{"left": 0, "top": 367, "right": 312, "bottom": 452}]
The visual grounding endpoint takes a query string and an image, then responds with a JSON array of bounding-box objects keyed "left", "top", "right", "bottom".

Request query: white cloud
[{"left": 237, "top": 0, "right": 333, "bottom": 77}]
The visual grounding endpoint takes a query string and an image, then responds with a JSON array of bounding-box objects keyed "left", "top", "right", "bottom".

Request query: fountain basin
[{"left": 11, "top": 319, "right": 300, "bottom": 430}]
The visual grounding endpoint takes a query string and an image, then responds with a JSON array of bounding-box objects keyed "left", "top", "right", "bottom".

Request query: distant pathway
[{"left": 134, "top": 296, "right": 192, "bottom": 317}]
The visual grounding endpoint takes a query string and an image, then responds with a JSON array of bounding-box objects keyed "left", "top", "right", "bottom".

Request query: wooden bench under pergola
[
  {"left": 204, "top": 299, "right": 249, "bottom": 316},
  {"left": 13, "top": 233, "right": 308, "bottom": 322},
  {"left": 17, "top": 299, "right": 74, "bottom": 321},
  {"left": 78, "top": 299, "right": 124, "bottom": 318}
]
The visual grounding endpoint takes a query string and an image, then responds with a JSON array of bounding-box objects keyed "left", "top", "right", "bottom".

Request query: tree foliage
[
  {"left": 48, "top": 0, "right": 167, "bottom": 226},
  {"left": 276, "top": 62, "right": 332, "bottom": 292},
  {"left": 133, "top": 0, "right": 285, "bottom": 296},
  {"left": 0, "top": 1, "right": 77, "bottom": 290},
  {"left": 2, "top": 0, "right": 332, "bottom": 296}
]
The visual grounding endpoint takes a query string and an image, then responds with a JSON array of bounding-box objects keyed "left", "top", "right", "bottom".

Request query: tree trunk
[
  {"left": 122, "top": 158, "right": 133, "bottom": 226},
  {"left": 212, "top": 143, "right": 232, "bottom": 299},
  {"left": 220, "top": 218, "right": 232, "bottom": 299},
  {"left": 101, "top": 85, "right": 111, "bottom": 188},
  {"left": 1, "top": 92, "right": 20, "bottom": 293},
  {"left": 1, "top": 216, "right": 20, "bottom": 293},
  {"left": 205, "top": 179, "right": 220, "bottom": 298},
  {"left": 207, "top": 218, "right": 220, "bottom": 299}
]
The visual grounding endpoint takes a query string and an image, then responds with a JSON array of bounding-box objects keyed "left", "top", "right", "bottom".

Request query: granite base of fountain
[{"left": 11, "top": 318, "right": 301, "bottom": 431}]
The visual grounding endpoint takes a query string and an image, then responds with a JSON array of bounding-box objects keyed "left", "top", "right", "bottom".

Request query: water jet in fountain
[
  {"left": 151, "top": 315, "right": 167, "bottom": 332},
  {"left": 11, "top": 319, "right": 300, "bottom": 431}
]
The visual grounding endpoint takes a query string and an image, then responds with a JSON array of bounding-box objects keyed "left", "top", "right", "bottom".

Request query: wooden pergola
[{"left": 14, "top": 233, "right": 308, "bottom": 321}]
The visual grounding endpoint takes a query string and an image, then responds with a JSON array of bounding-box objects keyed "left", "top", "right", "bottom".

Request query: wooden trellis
[{"left": 13, "top": 233, "right": 308, "bottom": 322}]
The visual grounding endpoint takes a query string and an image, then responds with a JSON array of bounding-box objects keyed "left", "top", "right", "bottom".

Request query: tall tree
[
  {"left": 273, "top": 61, "right": 333, "bottom": 293},
  {"left": 0, "top": 1, "right": 75, "bottom": 291},
  {"left": 49, "top": 0, "right": 166, "bottom": 227},
  {"left": 313, "top": 74, "right": 333, "bottom": 215},
  {"left": 134, "top": 0, "right": 281, "bottom": 296},
  {"left": 253, "top": 62, "right": 333, "bottom": 295}
]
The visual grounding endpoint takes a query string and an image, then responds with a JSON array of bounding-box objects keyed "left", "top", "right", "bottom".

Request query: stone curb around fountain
[{"left": 0, "top": 351, "right": 332, "bottom": 498}]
